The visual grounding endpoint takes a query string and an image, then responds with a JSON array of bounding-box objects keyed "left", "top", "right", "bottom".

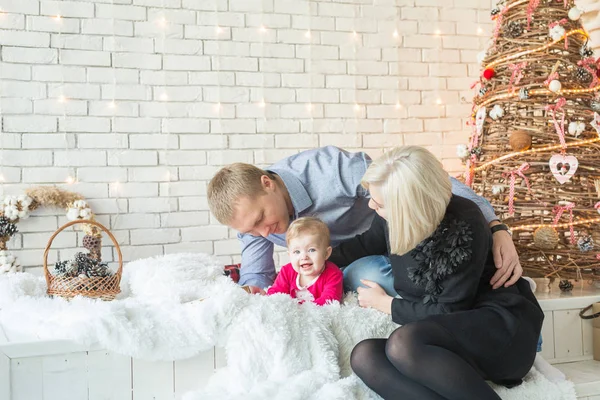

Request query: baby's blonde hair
[{"left": 286, "top": 217, "right": 331, "bottom": 248}]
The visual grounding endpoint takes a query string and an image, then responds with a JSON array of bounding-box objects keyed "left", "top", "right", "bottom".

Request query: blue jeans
[{"left": 342, "top": 255, "right": 543, "bottom": 352}]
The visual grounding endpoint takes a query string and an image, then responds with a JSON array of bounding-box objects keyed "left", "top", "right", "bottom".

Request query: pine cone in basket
[{"left": 87, "top": 262, "right": 112, "bottom": 278}]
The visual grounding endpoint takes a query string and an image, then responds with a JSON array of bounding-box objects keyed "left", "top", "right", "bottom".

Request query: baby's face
[{"left": 287, "top": 234, "right": 331, "bottom": 279}]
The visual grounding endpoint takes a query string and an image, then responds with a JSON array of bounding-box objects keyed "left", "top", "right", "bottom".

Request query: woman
[{"left": 331, "top": 146, "right": 543, "bottom": 399}]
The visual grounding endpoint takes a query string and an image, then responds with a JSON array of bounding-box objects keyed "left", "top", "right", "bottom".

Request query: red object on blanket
[{"left": 223, "top": 264, "right": 240, "bottom": 283}]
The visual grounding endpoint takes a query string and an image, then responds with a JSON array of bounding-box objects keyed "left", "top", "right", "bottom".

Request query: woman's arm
[{"left": 329, "top": 213, "right": 389, "bottom": 267}]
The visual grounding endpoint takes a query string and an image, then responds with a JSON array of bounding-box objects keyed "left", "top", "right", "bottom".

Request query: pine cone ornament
[
  {"left": 559, "top": 279, "right": 574, "bottom": 292},
  {"left": 575, "top": 67, "right": 593, "bottom": 84},
  {"left": 577, "top": 236, "right": 594, "bottom": 252},
  {"left": 505, "top": 21, "right": 523, "bottom": 38},
  {"left": 75, "top": 252, "right": 94, "bottom": 273},
  {"left": 581, "top": 45, "right": 594, "bottom": 58},
  {"left": 87, "top": 262, "right": 111, "bottom": 278},
  {"left": 0, "top": 216, "right": 18, "bottom": 238},
  {"left": 54, "top": 260, "right": 68, "bottom": 276}
]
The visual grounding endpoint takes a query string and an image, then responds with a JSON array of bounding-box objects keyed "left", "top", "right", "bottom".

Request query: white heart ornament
[{"left": 549, "top": 154, "right": 578, "bottom": 184}]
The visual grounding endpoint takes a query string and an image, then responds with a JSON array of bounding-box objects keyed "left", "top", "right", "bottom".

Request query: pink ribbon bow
[
  {"left": 545, "top": 98, "right": 567, "bottom": 151},
  {"left": 552, "top": 202, "right": 576, "bottom": 244},
  {"left": 502, "top": 163, "right": 532, "bottom": 216},
  {"left": 527, "top": 0, "right": 540, "bottom": 29},
  {"left": 509, "top": 62, "right": 527, "bottom": 93}
]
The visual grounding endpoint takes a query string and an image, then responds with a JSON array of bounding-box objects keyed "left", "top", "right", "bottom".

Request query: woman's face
[{"left": 368, "top": 184, "right": 386, "bottom": 219}]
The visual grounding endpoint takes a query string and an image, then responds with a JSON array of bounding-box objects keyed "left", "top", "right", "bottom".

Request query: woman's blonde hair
[{"left": 361, "top": 146, "right": 452, "bottom": 255}]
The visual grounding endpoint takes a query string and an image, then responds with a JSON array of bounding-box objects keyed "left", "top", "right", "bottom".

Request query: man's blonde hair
[
  {"left": 361, "top": 146, "right": 452, "bottom": 256},
  {"left": 207, "top": 163, "right": 276, "bottom": 224},
  {"left": 286, "top": 217, "right": 331, "bottom": 249}
]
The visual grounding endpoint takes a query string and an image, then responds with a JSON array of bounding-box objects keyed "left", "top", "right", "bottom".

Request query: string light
[
  {"left": 393, "top": 30, "right": 399, "bottom": 38},
  {"left": 396, "top": 102, "right": 401, "bottom": 109},
  {"left": 160, "top": 92, "right": 168, "bottom": 101},
  {"left": 474, "top": 136, "right": 600, "bottom": 172},
  {"left": 305, "top": 30, "right": 311, "bottom": 38},
  {"left": 66, "top": 176, "right": 76, "bottom": 184},
  {"left": 511, "top": 217, "right": 600, "bottom": 232},
  {"left": 477, "top": 27, "right": 483, "bottom": 35},
  {"left": 58, "top": 95, "right": 66, "bottom": 103},
  {"left": 354, "top": 104, "right": 361, "bottom": 111},
  {"left": 109, "top": 101, "right": 116, "bottom": 109},
  {"left": 436, "top": 98, "right": 443, "bottom": 105},
  {"left": 259, "top": 99, "right": 266, "bottom": 108},
  {"left": 54, "top": 15, "right": 62, "bottom": 21},
  {"left": 260, "top": 25, "right": 266, "bottom": 32},
  {"left": 157, "top": 17, "right": 167, "bottom": 27},
  {"left": 434, "top": 29, "right": 441, "bottom": 36},
  {"left": 307, "top": 103, "right": 313, "bottom": 110},
  {"left": 216, "top": 26, "right": 223, "bottom": 34}
]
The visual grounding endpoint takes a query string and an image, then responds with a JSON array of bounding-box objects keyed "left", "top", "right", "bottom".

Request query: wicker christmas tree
[{"left": 462, "top": 0, "right": 600, "bottom": 281}]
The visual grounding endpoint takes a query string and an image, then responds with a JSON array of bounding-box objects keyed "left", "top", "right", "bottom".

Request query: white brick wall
[{"left": 0, "top": 0, "right": 533, "bottom": 269}]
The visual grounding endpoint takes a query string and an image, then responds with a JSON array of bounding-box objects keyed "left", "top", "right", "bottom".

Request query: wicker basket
[{"left": 43, "top": 219, "right": 123, "bottom": 301}]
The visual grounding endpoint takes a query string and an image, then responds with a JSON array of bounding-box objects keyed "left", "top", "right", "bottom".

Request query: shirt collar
[{"left": 267, "top": 168, "right": 313, "bottom": 218}]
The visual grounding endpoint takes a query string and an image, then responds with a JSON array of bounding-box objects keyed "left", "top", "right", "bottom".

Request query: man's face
[{"left": 229, "top": 176, "right": 290, "bottom": 238}]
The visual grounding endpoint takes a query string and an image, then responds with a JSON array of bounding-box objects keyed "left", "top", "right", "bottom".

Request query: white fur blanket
[{"left": 0, "top": 253, "right": 577, "bottom": 400}]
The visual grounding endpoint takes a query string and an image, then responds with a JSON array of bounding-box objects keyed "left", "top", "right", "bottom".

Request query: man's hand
[
  {"left": 357, "top": 280, "right": 393, "bottom": 314},
  {"left": 490, "top": 230, "right": 523, "bottom": 289},
  {"left": 242, "top": 285, "right": 266, "bottom": 295}
]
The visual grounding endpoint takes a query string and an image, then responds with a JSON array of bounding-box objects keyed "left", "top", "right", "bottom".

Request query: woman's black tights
[{"left": 350, "top": 321, "right": 501, "bottom": 400}]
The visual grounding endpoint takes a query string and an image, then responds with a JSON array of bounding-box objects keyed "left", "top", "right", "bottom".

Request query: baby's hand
[{"left": 242, "top": 285, "right": 266, "bottom": 295}]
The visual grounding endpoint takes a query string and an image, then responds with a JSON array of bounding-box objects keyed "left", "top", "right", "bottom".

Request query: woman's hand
[{"left": 357, "top": 280, "right": 393, "bottom": 315}]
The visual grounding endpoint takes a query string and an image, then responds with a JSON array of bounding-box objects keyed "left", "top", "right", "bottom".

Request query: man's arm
[
  {"left": 238, "top": 233, "right": 277, "bottom": 289},
  {"left": 450, "top": 177, "right": 497, "bottom": 223}
]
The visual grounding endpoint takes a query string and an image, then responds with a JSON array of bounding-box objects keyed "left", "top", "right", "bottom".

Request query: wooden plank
[
  {"left": 42, "top": 352, "right": 88, "bottom": 400},
  {"left": 583, "top": 316, "right": 595, "bottom": 358},
  {"left": 554, "top": 309, "right": 584, "bottom": 360},
  {"left": 174, "top": 350, "right": 215, "bottom": 399},
  {"left": 541, "top": 310, "right": 555, "bottom": 360},
  {"left": 0, "top": 352, "right": 10, "bottom": 400},
  {"left": 10, "top": 357, "right": 43, "bottom": 400},
  {"left": 132, "top": 359, "right": 174, "bottom": 400},
  {"left": 214, "top": 347, "right": 226, "bottom": 369},
  {"left": 0, "top": 340, "right": 102, "bottom": 359},
  {"left": 88, "top": 350, "right": 132, "bottom": 400}
]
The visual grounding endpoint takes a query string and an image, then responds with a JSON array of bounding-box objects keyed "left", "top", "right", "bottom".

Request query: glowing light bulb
[
  {"left": 260, "top": 25, "right": 266, "bottom": 32},
  {"left": 435, "top": 29, "right": 441, "bottom": 35},
  {"left": 216, "top": 26, "right": 223, "bottom": 34},
  {"left": 66, "top": 176, "right": 75, "bottom": 184},
  {"left": 160, "top": 93, "right": 168, "bottom": 101},
  {"left": 259, "top": 99, "right": 266, "bottom": 108},
  {"left": 305, "top": 30, "right": 311, "bottom": 38},
  {"left": 396, "top": 102, "right": 401, "bottom": 109},
  {"left": 109, "top": 101, "right": 116, "bottom": 108},
  {"left": 307, "top": 103, "right": 313, "bottom": 110},
  {"left": 55, "top": 15, "right": 62, "bottom": 21},
  {"left": 393, "top": 30, "right": 399, "bottom": 38},
  {"left": 354, "top": 104, "right": 360, "bottom": 111},
  {"left": 58, "top": 96, "right": 66, "bottom": 103},
  {"left": 0, "top": 174, "right": 4, "bottom": 182},
  {"left": 477, "top": 27, "right": 483, "bottom": 35},
  {"left": 436, "top": 98, "right": 443, "bottom": 105},
  {"left": 158, "top": 17, "right": 167, "bottom": 27}
]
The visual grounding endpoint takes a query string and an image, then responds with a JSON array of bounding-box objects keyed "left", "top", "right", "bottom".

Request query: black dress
[{"left": 330, "top": 195, "right": 544, "bottom": 385}]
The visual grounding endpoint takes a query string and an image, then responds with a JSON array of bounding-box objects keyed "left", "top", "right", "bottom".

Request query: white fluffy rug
[{"left": 0, "top": 253, "right": 577, "bottom": 400}]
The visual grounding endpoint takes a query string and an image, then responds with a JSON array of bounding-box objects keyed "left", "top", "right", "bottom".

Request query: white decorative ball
[
  {"left": 67, "top": 208, "right": 80, "bottom": 221},
  {"left": 549, "top": 26, "right": 566, "bottom": 41},
  {"left": 549, "top": 80, "right": 562, "bottom": 93},
  {"left": 456, "top": 144, "right": 470, "bottom": 159},
  {"left": 568, "top": 7, "right": 581, "bottom": 21},
  {"left": 492, "top": 185, "right": 504, "bottom": 195}
]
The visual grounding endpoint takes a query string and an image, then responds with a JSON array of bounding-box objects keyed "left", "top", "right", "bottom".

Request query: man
[{"left": 207, "top": 146, "right": 522, "bottom": 291}]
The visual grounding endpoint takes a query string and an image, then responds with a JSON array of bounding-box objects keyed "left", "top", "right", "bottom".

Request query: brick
[
  {"left": 231, "top": 27, "right": 276, "bottom": 43},
  {"left": 319, "top": 134, "right": 362, "bottom": 148},
  {"left": 55, "top": 151, "right": 106, "bottom": 166},
  {"left": 102, "top": 85, "right": 150, "bottom": 101},
  {"left": 277, "top": 29, "right": 319, "bottom": 45},
  {"left": 178, "top": 196, "right": 208, "bottom": 211},
  {"left": 23, "top": 133, "right": 76, "bottom": 149},
  {"left": 213, "top": 56, "right": 258, "bottom": 72},
  {"left": 89, "top": 101, "right": 139, "bottom": 117},
  {"left": 164, "top": 242, "right": 213, "bottom": 255},
  {"left": 362, "top": 134, "right": 404, "bottom": 148},
  {"left": 48, "top": 83, "right": 100, "bottom": 100},
  {"left": 112, "top": 213, "right": 160, "bottom": 230},
  {"left": 41, "top": 1, "right": 94, "bottom": 18},
  {"left": 59, "top": 117, "right": 110, "bottom": 133},
  {"left": 82, "top": 20, "right": 133, "bottom": 36},
  {"left": 119, "top": 245, "right": 163, "bottom": 263},
  {"left": 181, "top": 0, "right": 227, "bottom": 10},
  {"left": 340, "top": 46, "right": 381, "bottom": 61},
  {"left": 214, "top": 239, "right": 242, "bottom": 255},
  {"left": 179, "top": 134, "right": 227, "bottom": 149},
  {"left": 280, "top": 104, "right": 322, "bottom": 119},
  {"left": 309, "top": 60, "right": 346, "bottom": 74},
  {"left": 211, "top": 119, "right": 256, "bottom": 134},
  {"left": 114, "top": 117, "right": 161, "bottom": 133},
  {"left": 159, "top": 181, "right": 205, "bottom": 197},
  {"left": 236, "top": 103, "right": 279, "bottom": 119},
  {"left": 296, "top": 44, "right": 339, "bottom": 60},
  {"left": 154, "top": 38, "right": 202, "bottom": 55},
  {"left": 141, "top": 71, "right": 188, "bottom": 86},
  {"left": 188, "top": 71, "right": 234, "bottom": 86},
  {"left": 4, "top": 116, "right": 57, "bottom": 133},
  {"left": 1, "top": 150, "right": 52, "bottom": 166},
  {"left": 22, "top": 168, "right": 72, "bottom": 183},
  {"left": 259, "top": 58, "right": 303, "bottom": 73},
  {"left": 292, "top": 15, "right": 334, "bottom": 31},
  {"left": 113, "top": 53, "right": 161, "bottom": 69},
  {"left": 0, "top": 0, "right": 40, "bottom": 15},
  {"left": 230, "top": 134, "right": 274, "bottom": 149},
  {"left": 257, "top": 119, "right": 300, "bottom": 134},
  {"left": 181, "top": 226, "right": 228, "bottom": 241},
  {"left": 196, "top": 11, "right": 245, "bottom": 27},
  {"left": 27, "top": 15, "right": 79, "bottom": 33},
  {"left": 130, "top": 134, "right": 179, "bottom": 149},
  {"left": 246, "top": 13, "right": 291, "bottom": 29},
  {"left": 2, "top": 46, "right": 57, "bottom": 64},
  {"left": 185, "top": 25, "right": 231, "bottom": 41},
  {"left": 275, "top": 134, "right": 318, "bottom": 148},
  {"left": 188, "top": 103, "right": 235, "bottom": 119},
  {"left": 147, "top": 8, "right": 195, "bottom": 24},
  {"left": 0, "top": 14, "right": 25, "bottom": 30},
  {"left": 160, "top": 212, "right": 209, "bottom": 228},
  {"left": 250, "top": 43, "right": 293, "bottom": 59},
  {"left": 327, "top": 75, "right": 367, "bottom": 89},
  {"left": 140, "top": 102, "right": 189, "bottom": 117},
  {"left": 273, "top": 0, "right": 316, "bottom": 15},
  {"left": 162, "top": 118, "right": 209, "bottom": 134},
  {"left": 110, "top": 182, "right": 159, "bottom": 198},
  {"left": 0, "top": 30, "right": 49, "bottom": 47},
  {"left": 34, "top": 99, "right": 88, "bottom": 116},
  {"left": 128, "top": 166, "right": 177, "bottom": 182},
  {"left": 60, "top": 49, "right": 111, "bottom": 66},
  {"left": 32, "top": 65, "right": 85, "bottom": 82},
  {"left": 429, "top": 63, "right": 468, "bottom": 77},
  {"left": 282, "top": 73, "right": 325, "bottom": 88},
  {"left": 408, "top": 105, "right": 445, "bottom": 118},
  {"left": 104, "top": 36, "right": 154, "bottom": 53},
  {"left": 334, "top": 18, "right": 377, "bottom": 33},
  {"left": 251, "top": 88, "right": 295, "bottom": 103},
  {"left": 86, "top": 199, "right": 128, "bottom": 214},
  {"left": 381, "top": 90, "right": 420, "bottom": 105},
  {"left": 78, "top": 167, "right": 127, "bottom": 183},
  {"left": 203, "top": 87, "right": 250, "bottom": 103},
  {"left": 164, "top": 55, "right": 210, "bottom": 71},
  {"left": 135, "top": 21, "right": 183, "bottom": 38},
  {"left": 87, "top": 67, "right": 139, "bottom": 83},
  {"left": 108, "top": 150, "right": 157, "bottom": 166},
  {"left": 235, "top": 72, "right": 280, "bottom": 88},
  {"left": 129, "top": 198, "right": 177, "bottom": 213},
  {"left": 96, "top": 4, "right": 147, "bottom": 21},
  {"left": 153, "top": 86, "right": 202, "bottom": 102},
  {"left": 79, "top": 134, "right": 128, "bottom": 149},
  {"left": 296, "top": 88, "right": 339, "bottom": 103},
  {"left": 207, "top": 150, "right": 253, "bottom": 165},
  {"left": 179, "top": 165, "right": 221, "bottom": 181}
]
